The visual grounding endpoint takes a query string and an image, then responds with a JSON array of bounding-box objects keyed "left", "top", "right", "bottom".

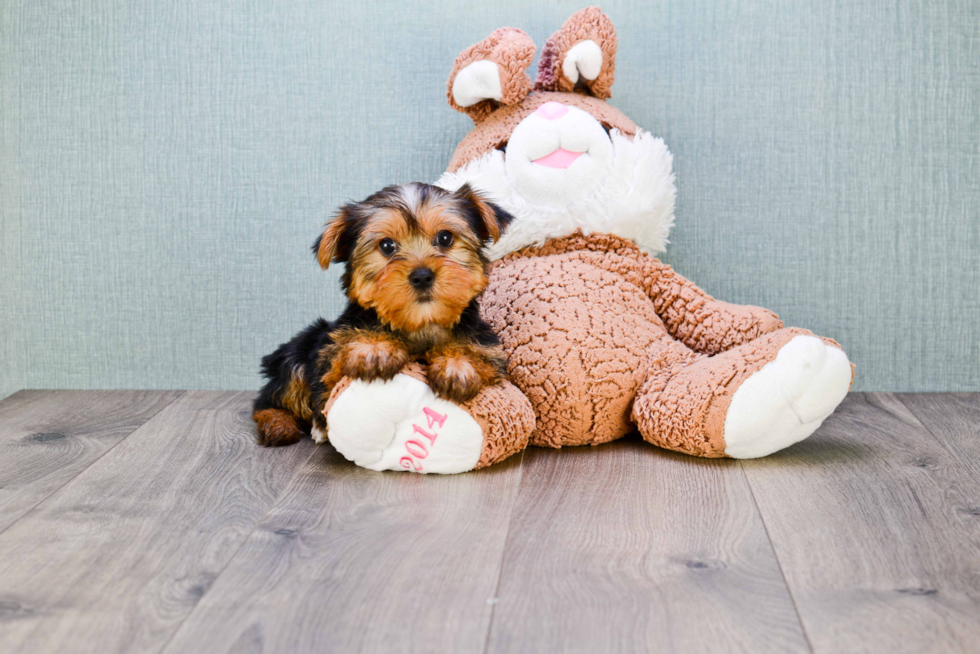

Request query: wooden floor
[{"left": 0, "top": 391, "right": 978, "bottom": 653}]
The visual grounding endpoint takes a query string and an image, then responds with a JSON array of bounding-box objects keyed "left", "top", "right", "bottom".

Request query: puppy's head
[{"left": 313, "top": 182, "right": 511, "bottom": 332}]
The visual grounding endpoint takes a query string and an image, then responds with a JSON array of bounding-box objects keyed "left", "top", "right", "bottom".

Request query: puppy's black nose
[{"left": 408, "top": 267, "right": 435, "bottom": 290}]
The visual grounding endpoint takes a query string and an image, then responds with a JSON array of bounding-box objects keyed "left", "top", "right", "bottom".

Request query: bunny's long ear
[
  {"left": 447, "top": 28, "right": 536, "bottom": 123},
  {"left": 535, "top": 7, "right": 617, "bottom": 99}
]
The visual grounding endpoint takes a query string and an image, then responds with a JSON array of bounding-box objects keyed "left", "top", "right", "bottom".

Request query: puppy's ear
[
  {"left": 534, "top": 7, "right": 617, "bottom": 99},
  {"left": 312, "top": 206, "right": 355, "bottom": 270},
  {"left": 454, "top": 183, "right": 511, "bottom": 244}
]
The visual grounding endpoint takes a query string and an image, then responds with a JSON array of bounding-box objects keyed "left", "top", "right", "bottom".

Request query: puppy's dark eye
[
  {"left": 436, "top": 231, "right": 454, "bottom": 248},
  {"left": 379, "top": 238, "right": 397, "bottom": 256}
]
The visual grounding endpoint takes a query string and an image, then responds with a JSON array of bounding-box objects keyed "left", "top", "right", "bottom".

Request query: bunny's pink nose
[{"left": 535, "top": 102, "right": 569, "bottom": 121}]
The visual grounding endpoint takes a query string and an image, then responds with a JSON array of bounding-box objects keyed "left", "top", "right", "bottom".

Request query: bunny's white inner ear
[
  {"left": 452, "top": 60, "right": 503, "bottom": 108},
  {"left": 561, "top": 40, "right": 603, "bottom": 84}
]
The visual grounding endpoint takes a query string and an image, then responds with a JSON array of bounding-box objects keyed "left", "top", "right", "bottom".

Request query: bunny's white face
[
  {"left": 504, "top": 102, "right": 614, "bottom": 207},
  {"left": 441, "top": 8, "right": 677, "bottom": 259},
  {"left": 438, "top": 123, "right": 676, "bottom": 261}
]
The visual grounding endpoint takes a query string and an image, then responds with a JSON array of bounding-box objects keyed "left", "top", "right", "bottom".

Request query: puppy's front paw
[
  {"left": 427, "top": 354, "right": 495, "bottom": 403},
  {"left": 342, "top": 340, "right": 410, "bottom": 382}
]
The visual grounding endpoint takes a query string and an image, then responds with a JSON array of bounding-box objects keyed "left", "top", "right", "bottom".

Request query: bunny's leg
[
  {"left": 633, "top": 328, "right": 852, "bottom": 458},
  {"left": 320, "top": 364, "right": 534, "bottom": 474}
]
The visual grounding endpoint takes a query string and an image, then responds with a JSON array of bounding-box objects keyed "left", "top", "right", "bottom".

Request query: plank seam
[
  {"left": 481, "top": 448, "right": 526, "bottom": 654},
  {"left": 155, "top": 440, "right": 321, "bottom": 654},
  {"left": 740, "top": 458, "right": 816, "bottom": 654},
  {"left": 894, "top": 392, "right": 977, "bottom": 461},
  {"left": 0, "top": 390, "right": 187, "bottom": 541}
]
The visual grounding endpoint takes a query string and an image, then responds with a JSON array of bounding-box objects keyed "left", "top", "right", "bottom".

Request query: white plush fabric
[
  {"left": 451, "top": 60, "right": 502, "bottom": 108},
  {"left": 326, "top": 373, "right": 485, "bottom": 474},
  {"left": 504, "top": 104, "right": 614, "bottom": 206},
  {"left": 562, "top": 40, "right": 603, "bottom": 83},
  {"left": 437, "top": 119, "right": 675, "bottom": 259},
  {"left": 723, "top": 336, "right": 852, "bottom": 458}
]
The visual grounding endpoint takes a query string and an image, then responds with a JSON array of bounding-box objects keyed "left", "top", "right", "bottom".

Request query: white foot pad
[
  {"left": 325, "top": 373, "right": 484, "bottom": 474},
  {"left": 724, "top": 335, "right": 851, "bottom": 459}
]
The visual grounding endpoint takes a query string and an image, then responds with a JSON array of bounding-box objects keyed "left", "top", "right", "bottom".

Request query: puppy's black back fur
[{"left": 253, "top": 303, "right": 375, "bottom": 445}]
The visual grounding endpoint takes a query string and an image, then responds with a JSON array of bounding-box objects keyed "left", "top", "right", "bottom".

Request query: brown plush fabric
[
  {"left": 446, "top": 27, "right": 536, "bottom": 123},
  {"left": 481, "top": 238, "right": 665, "bottom": 447},
  {"left": 462, "top": 381, "right": 535, "bottom": 468},
  {"left": 480, "top": 232, "right": 802, "bottom": 453},
  {"left": 493, "top": 233, "right": 784, "bottom": 355},
  {"left": 447, "top": 91, "right": 637, "bottom": 173},
  {"left": 535, "top": 7, "right": 618, "bottom": 99}
]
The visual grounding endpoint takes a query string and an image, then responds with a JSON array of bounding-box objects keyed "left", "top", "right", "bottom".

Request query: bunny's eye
[{"left": 379, "top": 238, "right": 397, "bottom": 256}]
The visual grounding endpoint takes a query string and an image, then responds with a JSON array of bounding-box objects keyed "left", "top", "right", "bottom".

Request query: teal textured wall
[{"left": 1, "top": 0, "right": 978, "bottom": 398}]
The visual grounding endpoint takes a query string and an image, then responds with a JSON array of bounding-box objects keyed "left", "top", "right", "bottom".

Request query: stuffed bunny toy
[{"left": 321, "top": 7, "right": 853, "bottom": 473}]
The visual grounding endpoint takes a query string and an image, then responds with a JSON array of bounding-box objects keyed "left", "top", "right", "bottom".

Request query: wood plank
[
  {"left": 898, "top": 393, "right": 980, "bottom": 470},
  {"left": 161, "top": 447, "right": 526, "bottom": 654},
  {"left": 486, "top": 440, "right": 809, "bottom": 654},
  {"left": 0, "top": 390, "right": 183, "bottom": 533},
  {"left": 0, "top": 391, "right": 313, "bottom": 654},
  {"left": 742, "top": 393, "right": 980, "bottom": 653}
]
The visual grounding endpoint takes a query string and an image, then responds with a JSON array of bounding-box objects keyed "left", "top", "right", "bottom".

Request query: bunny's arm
[
  {"left": 636, "top": 257, "right": 784, "bottom": 355},
  {"left": 517, "top": 232, "right": 784, "bottom": 355}
]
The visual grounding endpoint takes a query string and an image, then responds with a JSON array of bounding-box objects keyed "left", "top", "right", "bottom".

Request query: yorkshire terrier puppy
[{"left": 252, "top": 182, "right": 513, "bottom": 446}]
